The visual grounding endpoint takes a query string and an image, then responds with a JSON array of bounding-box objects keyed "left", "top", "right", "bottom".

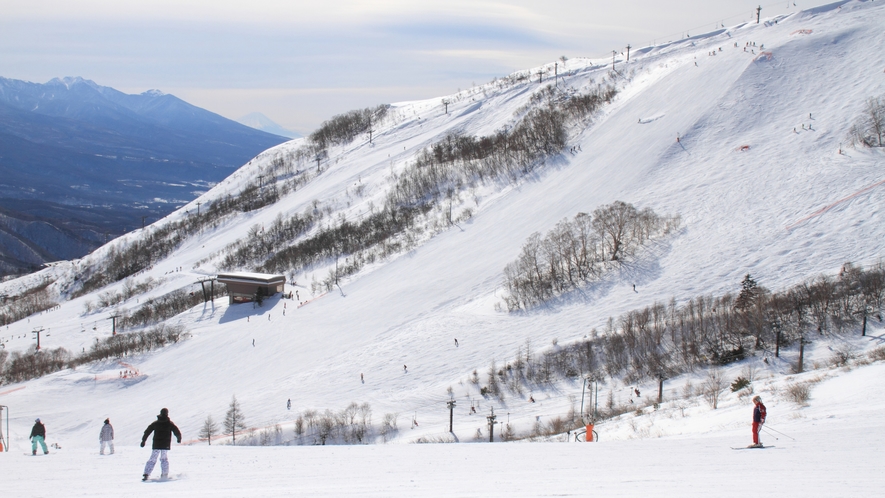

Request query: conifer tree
[
  {"left": 224, "top": 396, "right": 247, "bottom": 444},
  {"left": 199, "top": 414, "right": 219, "bottom": 445},
  {"left": 735, "top": 273, "right": 759, "bottom": 311}
]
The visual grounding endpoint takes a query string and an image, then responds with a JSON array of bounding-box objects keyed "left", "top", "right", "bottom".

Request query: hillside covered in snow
[{"left": 1, "top": 1, "right": 884, "bottom": 495}]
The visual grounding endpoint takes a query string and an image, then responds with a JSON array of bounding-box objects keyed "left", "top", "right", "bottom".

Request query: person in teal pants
[{"left": 30, "top": 418, "right": 48, "bottom": 455}]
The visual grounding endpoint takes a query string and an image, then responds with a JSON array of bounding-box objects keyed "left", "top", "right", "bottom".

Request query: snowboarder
[
  {"left": 751, "top": 395, "right": 767, "bottom": 447},
  {"left": 287, "top": 399, "right": 291, "bottom": 410},
  {"left": 100, "top": 418, "right": 115, "bottom": 455},
  {"left": 30, "top": 418, "right": 48, "bottom": 455},
  {"left": 140, "top": 408, "right": 182, "bottom": 481}
]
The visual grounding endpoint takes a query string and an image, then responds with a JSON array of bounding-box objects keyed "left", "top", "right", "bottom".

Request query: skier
[
  {"left": 454, "top": 338, "right": 459, "bottom": 347},
  {"left": 100, "top": 418, "right": 115, "bottom": 455},
  {"left": 751, "top": 395, "right": 767, "bottom": 447},
  {"left": 30, "top": 418, "right": 48, "bottom": 455},
  {"left": 140, "top": 408, "right": 182, "bottom": 481},
  {"left": 287, "top": 399, "right": 291, "bottom": 410}
]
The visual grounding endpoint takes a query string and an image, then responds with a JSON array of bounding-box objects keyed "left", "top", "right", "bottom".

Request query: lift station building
[{"left": 217, "top": 272, "right": 286, "bottom": 305}]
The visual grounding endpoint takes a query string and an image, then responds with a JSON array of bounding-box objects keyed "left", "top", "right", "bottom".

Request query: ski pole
[
  {"left": 760, "top": 427, "right": 778, "bottom": 440},
  {"left": 763, "top": 425, "right": 796, "bottom": 441}
]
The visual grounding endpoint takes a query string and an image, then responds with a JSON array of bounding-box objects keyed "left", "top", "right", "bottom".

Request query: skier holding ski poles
[{"left": 751, "top": 396, "right": 767, "bottom": 448}]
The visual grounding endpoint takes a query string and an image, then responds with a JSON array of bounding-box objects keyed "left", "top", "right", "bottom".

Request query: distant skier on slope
[
  {"left": 100, "top": 418, "right": 115, "bottom": 455},
  {"left": 140, "top": 408, "right": 182, "bottom": 481},
  {"left": 751, "top": 396, "right": 767, "bottom": 448},
  {"left": 30, "top": 418, "right": 48, "bottom": 455}
]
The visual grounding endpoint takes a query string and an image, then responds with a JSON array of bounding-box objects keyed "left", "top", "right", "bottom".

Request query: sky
[{"left": 1, "top": 0, "right": 836, "bottom": 135}]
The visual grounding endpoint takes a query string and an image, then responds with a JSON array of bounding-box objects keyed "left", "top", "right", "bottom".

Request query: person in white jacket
[{"left": 100, "top": 419, "right": 115, "bottom": 455}]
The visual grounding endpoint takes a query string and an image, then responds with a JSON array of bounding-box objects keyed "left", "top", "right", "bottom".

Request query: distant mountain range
[
  {"left": 237, "top": 112, "right": 301, "bottom": 139},
  {"left": 0, "top": 76, "right": 289, "bottom": 278}
]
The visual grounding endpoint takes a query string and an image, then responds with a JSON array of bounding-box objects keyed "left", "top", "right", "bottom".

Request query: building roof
[{"left": 217, "top": 272, "right": 286, "bottom": 284}]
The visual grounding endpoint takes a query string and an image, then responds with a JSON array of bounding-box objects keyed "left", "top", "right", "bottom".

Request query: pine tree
[
  {"left": 199, "top": 414, "right": 219, "bottom": 445},
  {"left": 224, "top": 396, "right": 247, "bottom": 444},
  {"left": 735, "top": 273, "right": 759, "bottom": 311}
]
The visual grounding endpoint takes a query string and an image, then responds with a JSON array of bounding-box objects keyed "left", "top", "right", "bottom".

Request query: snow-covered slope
[{"left": 1, "top": 2, "right": 884, "bottom": 494}]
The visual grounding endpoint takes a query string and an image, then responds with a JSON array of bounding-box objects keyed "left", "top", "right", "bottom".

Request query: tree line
[
  {"left": 199, "top": 398, "right": 394, "bottom": 446},
  {"left": 480, "top": 262, "right": 884, "bottom": 420},
  {"left": 308, "top": 105, "right": 390, "bottom": 151},
  {"left": 388, "top": 83, "right": 617, "bottom": 210},
  {"left": 0, "top": 324, "right": 187, "bottom": 385},
  {"left": 0, "top": 279, "right": 54, "bottom": 327},
  {"left": 502, "top": 201, "right": 680, "bottom": 311}
]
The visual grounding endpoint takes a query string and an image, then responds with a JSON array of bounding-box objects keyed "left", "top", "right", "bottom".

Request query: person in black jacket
[
  {"left": 140, "top": 408, "right": 182, "bottom": 480},
  {"left": 30, "top": 418, "right": 48, "bottom": 455}
]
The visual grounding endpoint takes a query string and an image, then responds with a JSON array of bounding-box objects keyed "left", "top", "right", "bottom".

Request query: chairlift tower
[
  {"left": 108, "top": 315, "right": 120, "bottom": 336},
  {"left": 486, "top": 407, "right": 497, "bottom": 442},
  {"left": 32, "top": 327, "right": 44, "bottom": 350}
]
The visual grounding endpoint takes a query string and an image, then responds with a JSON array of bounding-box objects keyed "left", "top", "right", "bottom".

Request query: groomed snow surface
[
  {"left": 2, "top": 1, "right": 885, "bottom": 495},
  {"left": 5, "top": 361, "right": 885, "bottom": 496}
]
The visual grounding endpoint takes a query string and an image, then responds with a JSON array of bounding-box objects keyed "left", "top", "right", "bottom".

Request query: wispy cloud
[{"left": 1, "top": 0, "right": 835, "bottom": 132}]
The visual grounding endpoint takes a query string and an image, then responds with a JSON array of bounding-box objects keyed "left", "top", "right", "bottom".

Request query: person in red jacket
[
  {"left": 140, "top": 408, "right": 182, "bottom": 480},
  {"left": 751, "top": 396, "right": 767, "bottom": 447}
]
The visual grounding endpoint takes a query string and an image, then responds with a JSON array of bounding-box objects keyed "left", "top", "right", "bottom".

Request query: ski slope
[{"left": 2, "top": 1, "right": 885, "bottom": 495}]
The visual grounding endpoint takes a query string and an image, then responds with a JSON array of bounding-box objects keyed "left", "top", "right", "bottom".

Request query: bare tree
[
  {"left": 702, "top": 368, "right": 726, "bottom": 409},
  {"left": 224, "top": 395, "right": 247, "bottom": 444},
  {"left": 851, "top": 96, "right": 885, "bottom": 147},
  {"left": 199, "top": 414, "right": 219, "bottom": 445},
  {"left": 592, "top": 201, "right": 639, "bottom": 261}
]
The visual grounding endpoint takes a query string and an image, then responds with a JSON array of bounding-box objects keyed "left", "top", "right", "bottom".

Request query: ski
[{"left": 731, "top": 445, "right": 775, "bottom": 450}]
